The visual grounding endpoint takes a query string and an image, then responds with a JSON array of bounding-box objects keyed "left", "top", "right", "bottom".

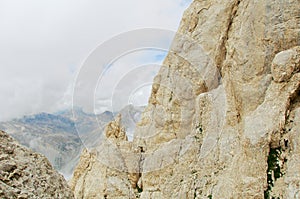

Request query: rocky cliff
[
  {"left": 0, "top": 130, "right": 74, "bottom": 198},
  {"left": 70, "top": 0, "right": 300, "bottom": 198}
]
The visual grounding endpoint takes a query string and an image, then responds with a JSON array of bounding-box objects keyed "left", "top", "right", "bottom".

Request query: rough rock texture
[
  {"left": 71, "top": 0, "right": 300, "bottom": 198},
  {"left": 0, "top": 130, "right": 74, "bottom": 199},
  {"left": 69, "top": 116, "right": 140, "bottom": 199}
]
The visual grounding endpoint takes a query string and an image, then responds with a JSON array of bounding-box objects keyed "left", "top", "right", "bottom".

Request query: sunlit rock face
[
  {"left": 70, "top": 0, "right": 300, "bottom": 198},
  {"left": 0, "top": 130, "right": 74, "bottom": 198}
]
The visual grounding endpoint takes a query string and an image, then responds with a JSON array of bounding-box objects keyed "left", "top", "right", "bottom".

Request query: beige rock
[
  {"left": 0, "top": 130, "right": 74, "bottom": 199},
  {"left": 69, "top": 115, "right": 141, "bottom": 199},
  {"left": 105, "top": 114, "right": 128, "bottom": 142},
  {"left": 69, "top": 148, "right": 134, "bottom": 199},
  {"left": 271, "top": 46, "right": 300, "bottom": 82},
  {"left": 71, "top": 0, "right": 300, "bottom": 198}
]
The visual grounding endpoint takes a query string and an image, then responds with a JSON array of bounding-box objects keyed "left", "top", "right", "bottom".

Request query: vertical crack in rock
[
  {"left": 264, "top": 145, "right": 284, "bottom": 199},
  {"left": 265, "top": 84, "right": 300, "bottom": 198},
  {"left": 216, "top": 0, "right": 241, "bottom": 71}
]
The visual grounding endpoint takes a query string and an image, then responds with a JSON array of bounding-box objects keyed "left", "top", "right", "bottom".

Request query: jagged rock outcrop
[
  {"left": 69, "top": 116, "right": 140, "bottom": 198},
  {"left": 0, "top": 130, "right": 74, "bottom": 198},
  {"left": 71, "top": 0, "right": 300, "bottom": 198}
]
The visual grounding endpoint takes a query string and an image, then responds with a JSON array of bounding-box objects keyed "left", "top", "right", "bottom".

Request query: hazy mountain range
[{"left": 0, "top": 105, "right": 144, "bottom": 179}]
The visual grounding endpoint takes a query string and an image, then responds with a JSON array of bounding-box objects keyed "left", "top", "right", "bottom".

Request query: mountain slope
[
  {"left": 0, "top": 106, "right": 143, "bottom": 179},
  {"left": 0, "top": 130, "right": 74, "bottom": 198},
  {"left": 0, "top": 112, "right": 83, "bottom": 178}
]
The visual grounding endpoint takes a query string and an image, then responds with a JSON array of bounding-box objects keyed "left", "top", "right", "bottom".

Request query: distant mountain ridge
[
  {"left": 0, "top": 105, "right": 143, "bottom": 179},
  {"left": 20, "top": 112, "right": 77, "bottom": 134}
]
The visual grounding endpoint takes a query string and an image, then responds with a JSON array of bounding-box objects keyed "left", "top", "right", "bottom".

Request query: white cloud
[
  {"left": 94, "top": 50, "right": 166, "bottom": 114},
  {"left": 0, "top": 0, "right": 192, "bottom": 121}
]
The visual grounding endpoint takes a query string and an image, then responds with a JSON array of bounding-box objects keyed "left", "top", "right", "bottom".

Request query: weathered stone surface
[
  {"left": 0, "top": 130, "right": 74, "bottom": 199},
  {"left": 271, "top": 46, "right": 300, "bottom": 82},
  {"left": 71, "top": 0, "right": 300, "bottom": 198},
  {"left": 69, "top": 116, "right": 140, "bottom": 199}
]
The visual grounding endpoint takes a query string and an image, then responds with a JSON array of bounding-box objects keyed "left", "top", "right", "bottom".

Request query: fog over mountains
[{"left": 0, "top": 105, "right": 144, "bottom": 179}]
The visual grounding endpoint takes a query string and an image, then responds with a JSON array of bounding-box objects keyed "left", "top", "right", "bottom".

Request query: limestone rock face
[
  {"left": 69, "top": 115, "right": 141, "bottom": 199},
  {"left": 0, "top": 130, "right": 74, "bottom": 199},
  {"left": 271, "top": 46, "right": 300, "bottom": 83},
  {"left": 105, "top": 114, "right": 128, "bottom": 142},
  {"left": 71, "top": 0, "right": 300, "bottom": 198}
]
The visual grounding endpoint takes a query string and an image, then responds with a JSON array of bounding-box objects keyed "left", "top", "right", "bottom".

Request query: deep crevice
[
  {"left": 264, "top": 86, "right": 299, "bottom": 199},
  {"left": 264, "top": 146, "right": 283, "bottom": 199},
  {"left": 290, "top": 87, "right": 300, "bottom": 111}
]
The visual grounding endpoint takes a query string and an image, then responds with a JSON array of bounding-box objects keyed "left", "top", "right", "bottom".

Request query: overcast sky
[{"left": 0, "top": 0, "right": 192, "bottom": 121}]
